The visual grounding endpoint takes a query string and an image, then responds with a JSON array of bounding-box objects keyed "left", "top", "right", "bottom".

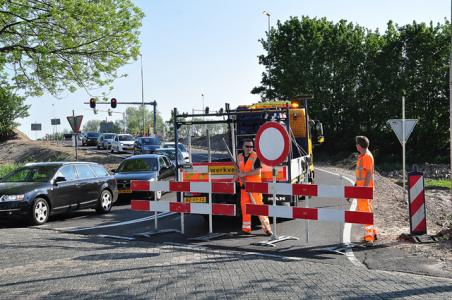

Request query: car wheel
[
  {"left": 111, "top": 147, "right": 115, "bottom": 153},
  {"left": 97, "top": 145, "right": 100, "bottom": 149},
  {"left": 153, "top": 190, "right": 162, "bottom": 200},
  {"left": 30, "top": 198, "right": 49, "bottom": 225},
  {"left": 96, "top": 189, "right": 113, "bottom": 214}
]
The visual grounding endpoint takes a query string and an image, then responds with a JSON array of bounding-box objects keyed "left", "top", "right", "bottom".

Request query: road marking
[
  {"left": 98, "top": 234, "right": 136, "bottom": 241},
  {"left": 164, "top": 242, "right": 303, "bottom": 261},
  {"left": 316, "top": 168, "right": 366, "bottom": 268},
  {"left": 54, "top": 212, "right": 175, "bottom": 232}
]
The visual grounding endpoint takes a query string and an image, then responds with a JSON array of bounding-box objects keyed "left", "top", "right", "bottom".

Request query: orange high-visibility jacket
[
  {"left": 355, "top": 151, "right": 374, "bottom": 188},
  {"left": 237, "top": 151, "right": 261, "bottom": 183}
]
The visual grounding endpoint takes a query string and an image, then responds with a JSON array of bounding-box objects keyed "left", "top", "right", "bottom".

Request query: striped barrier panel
[
  {"left": 246, "top": 204, "right": 373, "bottom": 225},
  {"left": 245, "top": 182, "right": 373, "bottom": 199},
  {"left": 408, "top": 172, "right": 427, "bottom": 235},
  {"left": 131, "top": 200, "right": 236, "bottom": 216},
  {"left": 131, "top": 180, "right": 236, "bottom": 194}
]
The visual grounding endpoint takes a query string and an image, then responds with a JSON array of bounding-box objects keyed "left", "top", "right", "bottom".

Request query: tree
[
  {"left": 82, "top": 120, "right": 101, "bottom": 132},
  {"left": 252, "top": 16, "right": 450, "bottom": 163},
  {"left": 125, "top": 106, "right": 164, "bottom": 135},
  {"left": 0, "top": 87, "right": 29, "bottom": 139},
  {"left": 0, "top": 0, "right": 144, "bottom": 96}
]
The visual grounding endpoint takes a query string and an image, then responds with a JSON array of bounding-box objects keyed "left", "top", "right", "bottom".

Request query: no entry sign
[{"left": 255, "top": 122, "right": 290, "bottom": 166}]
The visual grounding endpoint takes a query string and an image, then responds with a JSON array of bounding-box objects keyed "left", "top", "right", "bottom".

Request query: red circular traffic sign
[{"left": 255, "top": 121, "right": 290, "bottom": 166}]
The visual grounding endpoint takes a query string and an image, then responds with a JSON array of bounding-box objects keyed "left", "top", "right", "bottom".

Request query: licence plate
[
  {"left": 118, "top": 189, "right": 132, "bottom": 194},
  {"left": 184, "top": 197, "right": 207, "bottom": 203}
]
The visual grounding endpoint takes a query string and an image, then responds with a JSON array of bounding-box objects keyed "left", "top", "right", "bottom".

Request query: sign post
[
  {"left": 387, "top": 115, "right": 418, "bottom": 203},
  {"left": 253, "top": 121, "right": 299, "bottom": 247},
  {"left": 67, "top": 111, "right": 83, "bottom": 160}
]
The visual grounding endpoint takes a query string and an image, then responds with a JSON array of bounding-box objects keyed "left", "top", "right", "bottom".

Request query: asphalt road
[{"left": 1, "top": 146, "right": 449, "bottom": 278}]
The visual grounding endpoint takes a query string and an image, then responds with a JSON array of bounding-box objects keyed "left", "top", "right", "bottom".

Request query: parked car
[
  {"left": 0, "top": 162, "right": 118, "bottom": 225},
  {"left": 161, "top": 142, "right": 189, "bottom": 162},
  {"left": 113, "top": 154, "right": 175, "bottom": 200},
  {"left": 111, "top": 134, "right": 135, "bottom": 153},
  {"left": 82, "top": 132, "right": 100, "bottom": 146},
  {"left": 133, "top": 136, "right": 161, "bottom": 155},
  {"left": 154, "top": 147, "right": 189, "bottom": 165},
  {"left": 97, "top": 133, "right": 116, "bottom": 150}
]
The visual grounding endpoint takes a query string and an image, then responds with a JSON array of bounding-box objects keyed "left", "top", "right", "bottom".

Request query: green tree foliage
[
  {"left": 0, "top": 0, "right": 144, "bottom": 96},
  {"left": 253, "top": 17, "right": 450, "bottom": 163},
  {"left": 0, "top": 87, "right": 29, "bottom": 139},
  {"left": 125, "top": 106, "right": 164, "bottom": 136},
  {"left": 82, "top": 120, "right": 101, "bottom": 132}
]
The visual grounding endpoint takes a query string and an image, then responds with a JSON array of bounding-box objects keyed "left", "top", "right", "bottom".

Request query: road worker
[
  {"left": 236, "top": 139, "right": 272, "bottom": 235},
  {"left": 355, "top": 135, "right": 377, "bottom": 245}
]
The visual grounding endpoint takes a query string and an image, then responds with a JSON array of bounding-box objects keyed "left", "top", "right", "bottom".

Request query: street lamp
[
  {"left": 263, "top": 11, "right": 271, "bottom": 96},
  {"left": 140, "top": 53, "right": 145, "bottom": 135}
]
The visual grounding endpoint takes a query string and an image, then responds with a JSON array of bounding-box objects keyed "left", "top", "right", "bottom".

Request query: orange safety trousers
[
  {"left": 240, "top": 189, "right": 271, "bottom": 233},
  {"left": 238, "top": 152, "right": 271, "bottom": 233},
  {"left": 357, "top": 198, "right": 377, "bottom": 242}
]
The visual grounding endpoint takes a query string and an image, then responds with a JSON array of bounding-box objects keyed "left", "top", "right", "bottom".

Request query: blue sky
[{"left": 18, "top": 0, "right": 450, "bottom": 139}]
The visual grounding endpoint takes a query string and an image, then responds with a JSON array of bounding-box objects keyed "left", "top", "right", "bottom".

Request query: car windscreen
[
  {"left": 141, "top": 137, "right": 159, "bottom": 145},
  {"left": 177, "top": 144, "right": 187, "bottom": 152},
  {"left": 118, "top": 135, "right": 134, "bottom": 141},
  {"left": 87, "top": 132, "right": 99, "bottom": 137},
  {"left": 116, "top": 158, "right": 158, "bottom": 173},
  {"left": 1, "top": 165, "right": 60, "bottom": 182},
  {"left": 156, "top": 150, "right": 176, "bottom": 160},
  {"left": 104, "top": 134, "right": 116, "bottom": 139}
]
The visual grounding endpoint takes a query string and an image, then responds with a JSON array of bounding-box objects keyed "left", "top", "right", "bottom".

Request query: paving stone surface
[{"left": 0, "top": 228, "right": 451, "bottom": 299}]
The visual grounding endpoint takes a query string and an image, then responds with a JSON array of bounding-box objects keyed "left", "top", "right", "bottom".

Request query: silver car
[{"left": 111, "top": 134, "right": 135, "bottom": 153}]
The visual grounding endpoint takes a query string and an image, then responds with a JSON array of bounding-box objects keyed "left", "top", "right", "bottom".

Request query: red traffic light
[
  {"left": 89, "top": 98, "right": 96, "bottom": 109},
  {"left": 111, "top": 98, "right": 117, "bottom": 108}
]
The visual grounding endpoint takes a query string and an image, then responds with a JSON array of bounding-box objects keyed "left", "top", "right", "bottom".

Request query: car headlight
[{"left": 0, "top": 194, "right": 25, "bottom": 202}]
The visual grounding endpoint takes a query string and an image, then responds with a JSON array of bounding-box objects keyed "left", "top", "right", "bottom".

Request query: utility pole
[{"left": 140, "top": 54, "right": 145, "bottom": 135}]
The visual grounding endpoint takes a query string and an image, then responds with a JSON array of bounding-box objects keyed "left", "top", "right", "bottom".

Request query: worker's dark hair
[{"left": 355, "top": 136, "right": 369, "bottom": 148}]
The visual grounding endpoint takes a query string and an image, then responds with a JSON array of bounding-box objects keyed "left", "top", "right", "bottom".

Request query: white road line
[
  {"left": 316, "top": 168, "right": 366, "bottom": 268},
  {"left": 55, "top": 212, "right": 175, "bottom": 232},
  {"left": 98, "top": 234, "right": 136, "bottom": 241}
]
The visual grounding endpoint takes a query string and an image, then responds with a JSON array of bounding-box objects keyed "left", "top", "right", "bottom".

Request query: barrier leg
[
  {"left": 189, "top": 173, "right": 230, "bottom": 241},
  {"left": 252, "top": 168, "right": 298, "bottom": 247},
  {"left": 134, "top": 202, "right": 181, "bottom": 238},
  {"left": 339, "top": 175, "right": 344, "bottom": 245}
]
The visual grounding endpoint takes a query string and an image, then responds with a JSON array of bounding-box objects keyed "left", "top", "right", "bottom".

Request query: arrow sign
[
  {"left": 67, "top": 115, "right": 83, "bottom": 133},
  {"left": 387, "top": 119, "right": 418, "bottom": 144}
]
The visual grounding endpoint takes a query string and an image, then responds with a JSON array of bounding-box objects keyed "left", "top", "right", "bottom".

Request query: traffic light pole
[{"left": 85, "top": 100, "right": 157, "bottom": 135}]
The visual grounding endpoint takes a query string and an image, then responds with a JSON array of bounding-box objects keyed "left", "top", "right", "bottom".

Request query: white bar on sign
[
  {"left": 269, "top": 205, "right": 293, "bottom": 218},
  {"left": 150, "top": 201, "right": 170, "bottom": 212},
  {"left": 190, "top": 182, "right": 211, "bottom": 193},
  {"left": 411, "top": 203, "right": 425, "bottom": 230},
  {"left": 318, "top": 208, "right": 344, "bottom": 223},
  {"left": 269, "top": 183, "right": 292, "bottom": 195},
  {"left": 185, "top": 166, "right": 209, "bottom": 173},
  {"left": 317, "top": 185, "right": 344, "bottom": 198},
  {"left": 151, "top": 181, "right": 170, "bottom": 192},
  {"left": 409, "top": 177, "right": 424, "bottom": 203},
  {"left": 190, "top": 203, "right": 211, "bottom": 215}
]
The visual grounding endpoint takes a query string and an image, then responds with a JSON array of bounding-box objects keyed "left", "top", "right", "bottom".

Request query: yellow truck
[{"left": 172, "top": 97, "right": 324, "bottom": 207}]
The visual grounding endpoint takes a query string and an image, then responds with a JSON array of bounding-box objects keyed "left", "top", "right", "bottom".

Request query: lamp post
[
  {"left": 263, "top": 11, "right": 271, "bottom": 96},
  {"left": 449, "top": 0, "right": 452, "bottom": 190},
  {"left": 140, "top": 54, "right": 145, "bottom": 135}
]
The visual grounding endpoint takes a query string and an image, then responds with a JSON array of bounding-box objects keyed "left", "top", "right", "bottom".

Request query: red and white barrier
[
  {"left": 408, "top": 172, "right": 427, "bottom": 235},
  {"left": 246, "top": 204, "right": 373, "bottom": 225},
  {"left": 131, "top": 180, "right": 235, "bottom": 194},
  {"left": 131, "top": 200, "right": 236, "bottom": 216},
  {"left": 246, "top": 182, "right": 373, "bottom": 199}
]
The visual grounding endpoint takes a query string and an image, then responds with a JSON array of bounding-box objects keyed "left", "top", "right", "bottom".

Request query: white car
[
  {"left": 161, "top": 142, "right": 189, "bottom": 162},
  {"left": 111, "top": 134, "right": 135, "bottom": 153}
]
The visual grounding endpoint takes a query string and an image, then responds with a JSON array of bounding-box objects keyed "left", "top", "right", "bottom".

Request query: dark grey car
[
  {"left": 0, "top": 162, "right": 118, "bottom": 225},
  {"left": 114, "top": 154, "right": 175, "bottom": 201}
]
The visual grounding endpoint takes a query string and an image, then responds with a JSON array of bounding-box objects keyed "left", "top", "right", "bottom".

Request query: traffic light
[
  {"left": 205, "top": 106, "right": 209, "bottom": 114},
  {"left": 110, "top": 98, "right": 117, "bottom": 108},
  {"left": 89, "top": 98, "right": 96, "bottom": 109}
]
